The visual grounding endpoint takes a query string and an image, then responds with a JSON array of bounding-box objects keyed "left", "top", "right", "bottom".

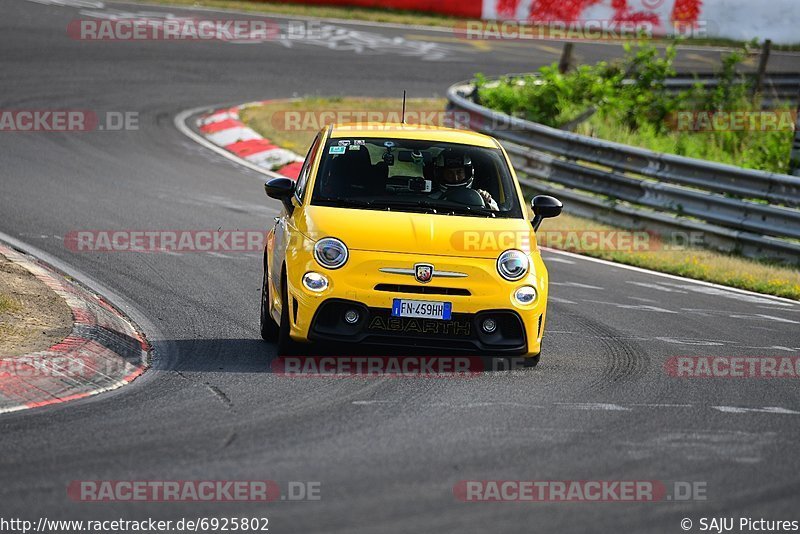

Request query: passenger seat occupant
[{"left": 429, "top": 149, "right": 499, "bottom": 211}]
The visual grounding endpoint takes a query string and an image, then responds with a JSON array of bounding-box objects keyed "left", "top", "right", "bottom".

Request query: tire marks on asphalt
[{"left": 563, "top": 307, "right": 651, "bottom": 391}]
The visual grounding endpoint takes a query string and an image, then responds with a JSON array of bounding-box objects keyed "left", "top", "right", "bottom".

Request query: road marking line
[
  {"left": 544, "top": 256, "right": 575, "bottom": 264},
  {"left": 424, "top": 402, "right": 542, "bottom": 408},
  {"left": 551, "top": 282, "right": 604, "bottom": 290},
  {"left": 654, "top": 337, "right": 726, "bottom": 346},
  {"left": 403, "top": 33, "right": 494, "bottom": 52},
  {"left": 627, "top": 281, "right": 688, "bottom": 293},
  {"left": 630, "top": 404, "right": 694, "bottom": 408},
  {"left": 729, "top": 313, "right": 800, "bottom": 324},
  {"left": 554, "top": 403, "right": 631, "bottom": 411},
  {"left": 541, "top": 247, "right": 799, "bottom": 307},
  {"left": 713, "top": 406, "right": 800, "bottom": 415},
  {"left": 660, "top": 282, "right": 787, "bottom": 306},
  {"left": 741, "top": 345, "right": 800, "bottom": 352}
]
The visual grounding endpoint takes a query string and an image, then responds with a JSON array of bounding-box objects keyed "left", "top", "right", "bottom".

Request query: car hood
[{"left": 296, "top": 205, "right": 537, "bottom": 259}]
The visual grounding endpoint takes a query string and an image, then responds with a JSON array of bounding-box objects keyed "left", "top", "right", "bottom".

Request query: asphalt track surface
[{"left": 1, "top": 1, "right": 800, "bottom": 531}]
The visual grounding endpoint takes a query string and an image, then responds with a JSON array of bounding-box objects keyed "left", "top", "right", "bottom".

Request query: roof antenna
[{"left": 401, "top": 90, "right": 407, "bottom": 125}]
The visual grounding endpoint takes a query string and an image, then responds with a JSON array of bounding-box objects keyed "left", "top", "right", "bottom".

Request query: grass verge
[
  {"left": 241, "top": 96, "right": 800, "bottom": 300},
  {"left": 0, "top": 293, "right": 21, "bottom": 314},
  {"left": 0, "top": 254, "right": 73, "bottom": 357},
  {"left": 0, "top": 294, "right": 21, "bottom": 341}
]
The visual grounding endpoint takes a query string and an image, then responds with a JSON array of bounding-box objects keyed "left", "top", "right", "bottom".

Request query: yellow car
[{"left": 260, "top": 123, "right": 562, "bottom": 366}]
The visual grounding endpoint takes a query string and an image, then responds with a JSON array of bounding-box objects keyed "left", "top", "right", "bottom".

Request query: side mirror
[
  {"left": 531, "top": 195, "right": 562, "bottom": 231},
  {"left": 264, "top": 178, "right": 296, "bottom": 215}
]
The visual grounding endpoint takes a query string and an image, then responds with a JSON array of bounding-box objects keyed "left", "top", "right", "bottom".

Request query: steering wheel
[{"left": 441, "top": 187, "right": 486, "bottom": 208}]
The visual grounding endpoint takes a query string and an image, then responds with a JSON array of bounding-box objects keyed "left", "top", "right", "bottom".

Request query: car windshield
[{"left": 310, "top": 137, "right": 524, "bottom": 218}]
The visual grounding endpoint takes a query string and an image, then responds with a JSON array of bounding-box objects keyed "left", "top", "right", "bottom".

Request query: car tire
[
  {"left": 276, "top": 272, "right": 299, "bottom": 356},
  {"left": 260, "top": 267, "right": 280, "bottom": 342}
]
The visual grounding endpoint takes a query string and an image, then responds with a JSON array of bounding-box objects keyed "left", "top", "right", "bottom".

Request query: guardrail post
[
  {"left": 752, "top": 39, "right": 772, "bottom": 98},
  {"left": 558, "top": 43, "right": 574, "bottom": 74}
]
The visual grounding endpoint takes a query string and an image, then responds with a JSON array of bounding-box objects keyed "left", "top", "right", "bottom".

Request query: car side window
[{"left": 295, "top": 133, "right": 321, "bottom": 203}]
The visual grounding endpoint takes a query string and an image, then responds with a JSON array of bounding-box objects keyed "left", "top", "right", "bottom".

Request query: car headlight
[
  {"left": 302, "top": 272, "right": 329, "bottom": 292},
  {"left": 497, "top": 249, "right": 529, "bottom": 281},
  {"left": 314, "top": 237, "right": 348, "bottom": 270}
]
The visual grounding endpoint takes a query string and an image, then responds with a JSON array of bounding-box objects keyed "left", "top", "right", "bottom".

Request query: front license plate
[{"left": 391, "top": 299, "right": 452, "bottom": 320}]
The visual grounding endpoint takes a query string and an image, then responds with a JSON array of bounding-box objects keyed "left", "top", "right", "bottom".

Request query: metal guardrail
[
  {"left": 446, "top": 80, "right": 800, "bottom": 263},
  {"left": 664, "top": 73, "right": 800, "bottom": 106}
]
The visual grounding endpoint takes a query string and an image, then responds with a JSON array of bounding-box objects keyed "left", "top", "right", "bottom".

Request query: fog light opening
[
  {"left": 514, "top": 285, "right": 537, "bottom": 305},
  {"left": 482, "top": 318, "right": 497, "bottom": 334},
  {"left": 302, "top": 272, "right": 329, "bottom": 292},
  {"left": 344, "top": 309, "right": 360, "bottom": 324}
]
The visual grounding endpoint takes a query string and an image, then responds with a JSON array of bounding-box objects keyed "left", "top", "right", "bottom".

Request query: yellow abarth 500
[{"left": 260, "top": 123, "right": 562, "bottom": 366}]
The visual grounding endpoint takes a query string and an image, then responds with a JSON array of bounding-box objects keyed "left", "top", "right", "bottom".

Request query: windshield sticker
[
  {"left": 329, "top": 146, "right": 346, "bottom": 154},
  {"left": 348, "top": 144, "right": 361, "bottom": 150},
  {"left": 354, "top": 140, "right": 366, "bottom": 146},
  {"left": 338, "top": 140, "right": 351, "bottom": 146}
]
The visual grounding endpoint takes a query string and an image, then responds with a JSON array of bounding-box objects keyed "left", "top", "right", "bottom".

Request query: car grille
[{"left": 374, "top": 284, "right": 471, "bottom": 296}]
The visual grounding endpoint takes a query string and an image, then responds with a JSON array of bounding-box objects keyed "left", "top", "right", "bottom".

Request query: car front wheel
[
  {"left": 260, "top": 267, "right": 279, "bottom": 342},
  {"left": 274, "top": 268, "right": 302, "bottom": 356}
]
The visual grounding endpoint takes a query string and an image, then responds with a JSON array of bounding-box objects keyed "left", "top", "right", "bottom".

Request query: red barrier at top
[{"left": 273, "top": 0, "right": 482, "bottom": 19}]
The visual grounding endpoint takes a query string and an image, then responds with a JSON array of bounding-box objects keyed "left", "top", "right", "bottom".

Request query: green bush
[{"left": 474, "top": 43, "right": 794, "bottom": 174}]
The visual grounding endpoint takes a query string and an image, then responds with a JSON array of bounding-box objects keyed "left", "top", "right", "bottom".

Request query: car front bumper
[{"left": 282, "top": 249, "right": 549, "bottom": 357}]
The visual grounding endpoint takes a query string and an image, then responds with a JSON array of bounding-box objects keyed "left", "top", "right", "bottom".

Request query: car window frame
[
  {"left": 311, "top": 137, "right": 525, "bottom": 219},
  {"left": 294, "top": 132, "right": 323, "bottom": 204}
]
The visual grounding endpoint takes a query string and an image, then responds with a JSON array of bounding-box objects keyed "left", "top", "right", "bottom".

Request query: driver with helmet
[{"left": 429, "top": 149, "right": 499, "bottom": 211}]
